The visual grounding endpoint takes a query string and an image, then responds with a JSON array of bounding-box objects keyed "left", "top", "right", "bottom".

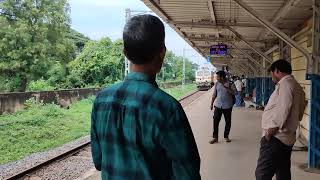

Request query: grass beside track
[
  {"left": 162, "top": 83, "right": 197, "bottom": 100},
  {"left": 0, "top": 84, "right": 197, "bottom": 164}
]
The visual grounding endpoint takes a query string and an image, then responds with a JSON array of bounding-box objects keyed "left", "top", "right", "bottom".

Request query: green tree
[
  {"left": 0, "top": 0, "right": 74, "bottom": 92},
  {"left": 159, "top": 50, "right": 198, "bottom": 82},
  {"left": 66, "top": 38, "right": 125, "bottom": 88},
  {"left": 27, "top": 78, "right": 55, "bottom": 92},
  {"left": 68, "top": 28, "right": 90, "bottom": 55}
]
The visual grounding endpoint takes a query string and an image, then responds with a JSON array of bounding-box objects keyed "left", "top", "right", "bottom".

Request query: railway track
[{"left": 4, "top": 90, "right": 205, "bottom": 180}]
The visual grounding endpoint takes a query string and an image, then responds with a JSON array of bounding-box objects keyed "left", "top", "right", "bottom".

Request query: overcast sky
[{"left": 68, "top": 0, "right": 213, "bottom": 68}]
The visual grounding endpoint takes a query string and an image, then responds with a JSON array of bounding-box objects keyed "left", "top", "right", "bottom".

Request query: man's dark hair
[
  {"left": 268, "top": 59, "right": 292, "bottom": 74},
  {"left": 123, "top": 14, "right": 165, "bottom": 65},
  {"left": 216, "top": 70, "right": 226, "bottom": 79}
]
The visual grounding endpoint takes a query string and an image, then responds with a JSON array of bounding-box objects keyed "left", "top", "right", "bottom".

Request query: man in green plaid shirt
[{"left": 91, "top": 15, "right": 201, "bottom": 180}]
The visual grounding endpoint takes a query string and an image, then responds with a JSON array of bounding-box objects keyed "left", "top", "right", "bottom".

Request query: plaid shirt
[{"left": 91, "top": 72, "right": 201, "bottom": 180}]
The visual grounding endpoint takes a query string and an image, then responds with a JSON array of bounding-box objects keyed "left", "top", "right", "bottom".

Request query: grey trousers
[{"left": 255, "top": 136, "right": 293, "bottom": 180}]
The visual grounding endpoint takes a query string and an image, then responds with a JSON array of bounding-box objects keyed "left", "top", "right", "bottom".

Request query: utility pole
[
  {"left": 182, "top": 48, "right": 186, "bottom": 86},
  {"left": 124, "top": 9, "right": 153, "bottom": 78},
  {"left": 162, "top": 67, "right": 165, "bottom": 82},
  {"left": 124, "top": 8, "right": 131, "bottom": 78}
]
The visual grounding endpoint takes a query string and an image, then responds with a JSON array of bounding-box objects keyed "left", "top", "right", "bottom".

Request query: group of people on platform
[{"left": 90, "top": 14, "right": 307, "bottom": 180}]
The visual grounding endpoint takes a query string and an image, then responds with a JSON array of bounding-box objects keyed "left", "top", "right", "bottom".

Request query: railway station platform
[{"left": 79, "top": 90, "right": 320, "bottom": 180}]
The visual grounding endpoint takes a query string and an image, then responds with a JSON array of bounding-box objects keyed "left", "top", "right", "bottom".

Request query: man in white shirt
[
  {"left": 255, "top": 60, "right": 306, "bottom": 180},
  {"left": 241, "top": 75, "right": 247, "bottom": 93},
  {"left": 234, "top": 77, "right": 244, "bottom": 106}
]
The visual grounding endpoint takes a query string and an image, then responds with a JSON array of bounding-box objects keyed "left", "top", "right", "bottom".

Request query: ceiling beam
[
  {"left": 179, "top": 27, "right": 222, "bottom": 33},
  {"left": 188, "top": 37, "right": 269, "bottom": 43},
  {"left": 227, "top": 26, "right": 273, "bottom": 63},
  {"left": 208, "top": 0, "right": 219, "bottom": 38},
  {"left": 199, "top": 46, "right": 255, "bottom": 51},
  {"left": 142, "top": 0, "right": 205, "bottom": 58},
  {"left": 212, "top": 57, "right": 250, "bottom": 62},
  {"left": 230, "top": 64, "right": 245, "bottom": 75},
  {"left": 235, "top": 63, "right": 247, "bottom": 74},
  {"left": 257, "top": 0, "right": 303, "bottom": 40},
  {"left": 171, "top": 21, "right": 293, "bottom": 30},
  {"left": 231, "top": 43, "right": 263, "bottom": 67},
  {"left": 237, "top": 62, "right": 250, "bottom": 74},
  {"left": 187, "top": 36, "right": 237, "bottom": 42},
  {"left": 171, "top": 21, "right": 263, "bottom": 28},
  {"left": 232, "top": 0, "right": 311, "bottom": 72},
  {"left": 189, "top": 38, "right": 267, "bottom": 48},
  {"left": 211, "top": 62, "right": 228, "bottom": 66},
  {"left": 265, "top": 45, "right": 279, "bottom": 55}
]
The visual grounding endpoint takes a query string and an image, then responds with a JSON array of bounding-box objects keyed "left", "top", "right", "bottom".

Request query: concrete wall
[
  {"left": 0, "top": 88, "right": 102, "bottom": 115},
  {"left": 0, "top": 81, "right": 190, "bottom": 115},
  {"left": 290, "top": 19, "right": 313, "bottom": 144},
  {"left": 160, "top": 80, "right": 192, "bottom": 88}
]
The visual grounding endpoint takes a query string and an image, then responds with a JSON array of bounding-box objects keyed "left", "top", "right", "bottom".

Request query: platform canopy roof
[{"left": 141, "top": 0, "right": 313, "bottom": 75}]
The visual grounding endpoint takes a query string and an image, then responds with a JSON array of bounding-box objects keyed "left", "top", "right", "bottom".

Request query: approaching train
[{"left": 195, "top": 67, "right": 216, "bottom": 90}]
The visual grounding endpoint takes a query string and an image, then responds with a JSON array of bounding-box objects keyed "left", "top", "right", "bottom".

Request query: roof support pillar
[
  {"left": 308, "top": 0, "right": 320, "bottom": 170},
  {"left": 279, "top": 39, "right": 291, "bottom": 62},
  {"left": 247, "top": 62, "right": 258, "bottom": 77},
  {"left": 310, "top": 0, "right": 320, "bottom": 76},
  {"left": 232, "top": 0, "right": 312, "bottom": 79}
]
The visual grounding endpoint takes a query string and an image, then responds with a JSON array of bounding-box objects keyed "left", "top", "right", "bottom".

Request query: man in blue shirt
[
  {"left": 210, "top": 71, "right": 236, "bottom": 143},
  {"left": 91, "top": 15, "right": 201, "bottom": 180}
]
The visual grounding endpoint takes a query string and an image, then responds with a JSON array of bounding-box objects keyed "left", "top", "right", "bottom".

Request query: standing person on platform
[
  {"left": 210, "top": 71, "right": 236, "bottom": 144},
  {"left": 91, "top": 15, "right": 201, "bottom": 180},
  {"left": 242, "top": 75, "right": 247, "bottom": 96},
  {"left": 234, "top": 77, "right": 244, "bottom": 107},
  {"left": 255, "top": 60, "right": 306, "bottom": 180}
]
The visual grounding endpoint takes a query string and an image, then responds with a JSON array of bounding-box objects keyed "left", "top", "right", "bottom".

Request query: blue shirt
[{"left": 213, "top": 82, "right": 236, "bottom": 109}]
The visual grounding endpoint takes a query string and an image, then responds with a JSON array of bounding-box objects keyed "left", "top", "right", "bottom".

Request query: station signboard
[{"left": 210, "top": 44, "right": 228, "bottom": 55}]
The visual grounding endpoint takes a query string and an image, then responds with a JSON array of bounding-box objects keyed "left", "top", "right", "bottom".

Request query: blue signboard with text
[{"left": 210, "top": 44, "right": 228, "bottom": 55}]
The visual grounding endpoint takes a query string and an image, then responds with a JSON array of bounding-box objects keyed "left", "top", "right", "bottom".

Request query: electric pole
[
  {"left": 124, "top": 8, "right": 131, "bottom": 78},
  {"left": 183, "top": 48, "right": 186, "bottom": 86},
  {"left": 124, "top": 9, "right": 152, "bottom": 78}
]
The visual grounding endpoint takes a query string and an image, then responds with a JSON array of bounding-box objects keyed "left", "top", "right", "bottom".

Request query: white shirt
[
  {"left": 234, "top": 80, "right": 243, "bottom": 92},
  {"left": 262, "top": 75, "right": 306, "bottom": 145},
  {"left": 242, "top": 79, "right": 247, "bottom": 87}
]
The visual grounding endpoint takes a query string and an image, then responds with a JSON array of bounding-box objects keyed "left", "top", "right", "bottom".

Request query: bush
[
  {"left": 79, "top": 96, "right": 96, "bottom": 104},
  {"left": 27, "top": 79, "right": 55, "bottom": 92},
  {"left": 47, "top": 63, "right": 68, "bottom": 89},
  {"left": 25, "top": 97, "right": 43, "bottom": 109},
  {"left": 0, "top": 75, "right": 23, "bottom": 92}
]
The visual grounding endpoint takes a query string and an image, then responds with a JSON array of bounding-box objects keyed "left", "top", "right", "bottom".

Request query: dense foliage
[
  {"left": 159, "top": 51, "right": 198, "bottom": 82},
  {"left": 68, "top": 28, "right": 90, "bottom": 55},
  {"left": 0, "top": 0, "right": 74, "bottom": 92},
  {"left": 66, "top": 38, "right": 125, "bottom": 88},
  {"left": 0, "top": 0, "right": 198, "bottom": 93}
]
